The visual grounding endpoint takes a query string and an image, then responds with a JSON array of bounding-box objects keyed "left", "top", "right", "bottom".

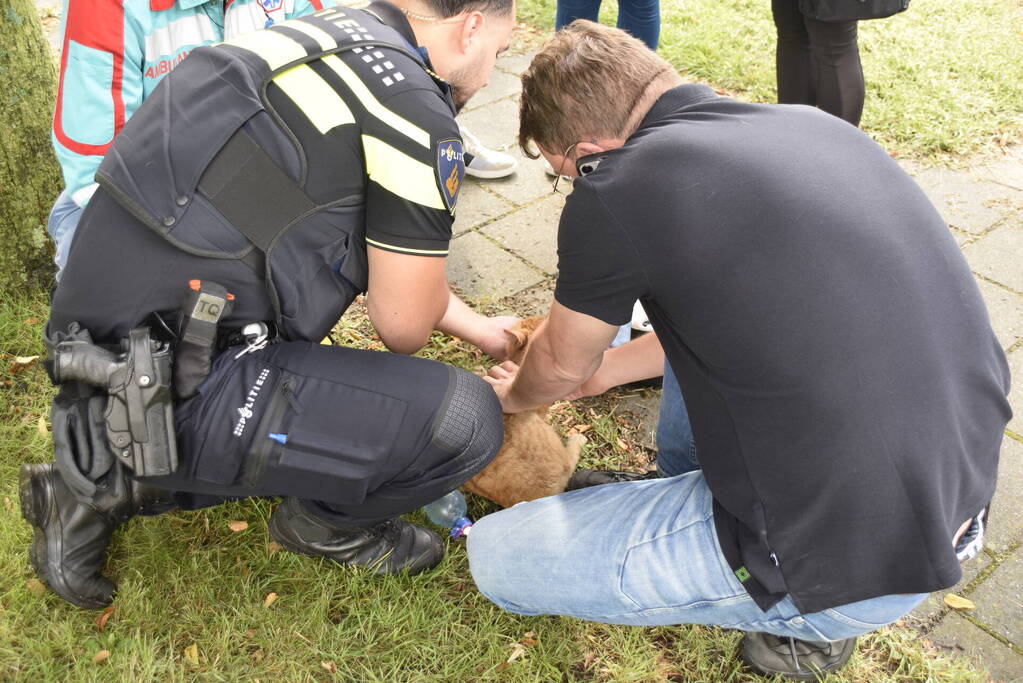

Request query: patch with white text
[{"left": 436, "top": 138, "right": 464, "bottom": 214}]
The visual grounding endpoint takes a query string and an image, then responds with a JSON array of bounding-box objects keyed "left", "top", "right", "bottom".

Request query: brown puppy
[{"left": 464, "top": 316, "right": 586, "bottom": 508}]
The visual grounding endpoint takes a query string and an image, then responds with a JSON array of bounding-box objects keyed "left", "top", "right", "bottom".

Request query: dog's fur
[{"left": 464, "top": 316, "right": 585, "bottom": 508}]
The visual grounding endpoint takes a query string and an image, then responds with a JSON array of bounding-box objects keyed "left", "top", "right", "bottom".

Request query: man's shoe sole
[
  {"left": 19, "top": 464, "right": 113, "bottom": 609},
  {"left": 465, "top": 164, "right": 517, "bottom": 180}
]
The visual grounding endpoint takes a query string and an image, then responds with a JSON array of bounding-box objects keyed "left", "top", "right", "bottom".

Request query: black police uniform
[{"left": 46, "top": 3, "right": 502, "bottom": 528}]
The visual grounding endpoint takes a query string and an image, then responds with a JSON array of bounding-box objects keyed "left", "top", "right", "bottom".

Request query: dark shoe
[
  {"left": 740, "top": 632, "right": 857, "bottom": 681},
  {"left": 565, "top": 468, "right": 660, "bottom": 491},
  {"left": 268, "top": 497, "right": 445, "bottom": 575},
  {"left": 20, "top": 463, "right": 120, "bottom": 609}
]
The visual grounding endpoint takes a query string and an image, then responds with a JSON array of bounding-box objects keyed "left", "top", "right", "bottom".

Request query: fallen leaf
[
  {"left": 263, "top": 592, "right": 278, "bottom": 608},
  {"left": 3, "top": 497, "right": 10, "bottom": 509},
  {"left": 9, "top": 355, "right": 39, "bottom": 373},
  {"left": 184, "top": 643, "right": 199, "bottom": 665},
  {"left": 321, "top": 661, "right": 338, "bottom": 673},
  {"left": 227, "top": 520, "right": 248, "bottom": 532},
  {"left": 520, "top": 632, "right": 538, "bottom": 646},
  {"left": 26, "top": 578, "right": 46, "bottom": 596},
  {"left": 95, "top": 605, "right": 115, "bottom": 632},
  {"left": 37, "top": 415, "right": 47, "bottom": 436},
  {"left": 616, "top": 438, "right": 628, "bottom": 450},
  {"left": 267, "top": 541, "right": 282, "bottom": 555},
  {"left": 244, "top": 628, "right": 257, "bottom": 639},
  {"left": 506, "top": 643, "right": 527, "bottom": 663},
  {"left": 944, "top": 593, "right": 975, "bottom": 610},
  {"left": 92, "top": 650, "right": 111, "bottom": 664},
  {"left": 25, "top": 317, "right": 40, "bottom": 325}
]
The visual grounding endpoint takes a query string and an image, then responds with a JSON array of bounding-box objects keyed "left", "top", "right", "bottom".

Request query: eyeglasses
[{"left": 551, "top": 141, "right": 582, "bottom": 196}]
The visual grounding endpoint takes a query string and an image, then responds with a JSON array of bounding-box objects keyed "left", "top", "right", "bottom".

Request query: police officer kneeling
[{"left": 21, "top": 0, "right": 516, "bottom": 609}]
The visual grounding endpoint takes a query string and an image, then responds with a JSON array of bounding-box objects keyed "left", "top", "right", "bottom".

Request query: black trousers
[
  {"left": 771, "top": 0, "right": 864, "bottom": 126},
  {"left": 143, "top": 341, "right": 503, "bottom": 527}
]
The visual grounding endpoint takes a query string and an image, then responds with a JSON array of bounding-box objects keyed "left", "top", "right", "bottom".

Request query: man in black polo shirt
[{"left": 468, "top": 21, "right": 1011, "bottom": 680}]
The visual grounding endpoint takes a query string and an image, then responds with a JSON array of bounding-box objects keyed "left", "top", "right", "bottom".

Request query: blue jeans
[
  {"left": 47, "top": 190, "right": 83, "bottom": 279},
  {"left": 467, "top": 364, "right": 927, "bottom": 639},
  {"left": 556, "top": 0, "right": 660, "bottom": 50}
]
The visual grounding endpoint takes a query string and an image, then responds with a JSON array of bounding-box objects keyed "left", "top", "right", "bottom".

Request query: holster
[{"left": 47, "top": 323, "right": 178, "bottom": 490}]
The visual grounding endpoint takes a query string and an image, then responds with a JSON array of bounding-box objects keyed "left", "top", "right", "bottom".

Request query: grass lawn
[
  {"left": 0, "top": 290, "right": 986, "bottom": 680},
  {"left": 517, "top": 0, "right": 1023, "bottom": 161}
]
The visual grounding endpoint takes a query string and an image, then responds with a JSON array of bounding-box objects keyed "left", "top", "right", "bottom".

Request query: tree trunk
[{"left": 0, "top": 0, "right": 60, "bottom": 292}]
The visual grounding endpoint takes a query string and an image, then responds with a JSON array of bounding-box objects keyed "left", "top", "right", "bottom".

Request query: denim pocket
[{"left": 620, "top": 516, "right": 747, "bottom": 614}]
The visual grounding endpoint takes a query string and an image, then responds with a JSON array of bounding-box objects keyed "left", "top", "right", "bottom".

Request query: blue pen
[{"left": 268, "top": 432, "right": 288, "bottom": 444}]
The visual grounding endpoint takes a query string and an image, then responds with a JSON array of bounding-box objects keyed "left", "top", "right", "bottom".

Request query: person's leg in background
[
  {"left": 655, "top": 362, "right": 698, "bottom": 476},
  {"left": 556, "top": 0, "right": 602, "bottom": 31},
  {"left": 616, "top": 0, "right": 660, "bottom": 50},
  {"left": 804, "top": 14, "right": 863, "bottom": 126},
  {"left": 46, "top": 190, "right": 83, "bottom": 279},
  {"left": 772, "top": 0, "right": 815, "bottom": 106}
]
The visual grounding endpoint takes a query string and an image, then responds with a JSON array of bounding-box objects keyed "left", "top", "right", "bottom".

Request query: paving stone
[
  {"left": 457, "top": 98, "right": 521, "bottom": 158},
  {"left": 969, "top": 552, "right": 1023, "bottom": 648},
  {"left": 476, "top": 148, "right": 555, "bottom": 206},
  {"left": 978, "top": 155, "right": 1023, "bottom": 193},
  {"left": 908, "top": 552, "right": 992, "bottom": 626},
  {"left": 504, "top": 282, "right": 555, "bottom": 316},
  {"left": 1007, "top": 350, "right": 1022, "bottom": 439},
  {"left": 496, "top": 50, "right": 535, "bottom": 76},
  {"left": 927, "top": 613, "right": 1023, "bottom": 683},
  {"left": 963, "top": 224, "right": 1023, "bottom": 294},
  {"left": 446, "top": 231, "right": 544, "bottom": 300},
  {"left": 989, "top": 436, "right": 1023, "bottom": 554},
  {"left": 452, "top": 182, "right": 514, "bottom": 235},
  {"left": 913, "top": 168, "right": 1023, "bottom": 234},
  {"left": 481, "top": 193, "right": 564, "bottom": 275},
  {"left": 976, "top": 279, "right": 1023, "bottom": 351},
  {"left": 463, "top": 68, "right": 521, "bottom": 110}
]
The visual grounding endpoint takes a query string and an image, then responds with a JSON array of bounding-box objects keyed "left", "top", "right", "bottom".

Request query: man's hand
[
  {"left": 483, "top": 360, "right": 523, "bottom": 413},
  {"left": 435, "top": 293, "right": 519, "bottom": 360},
  {"left": 473, "top": 315, "right": 520, "bottom": 361}
]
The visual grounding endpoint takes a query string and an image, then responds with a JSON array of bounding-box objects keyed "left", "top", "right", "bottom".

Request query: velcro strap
[{"left": 198, "top": 128, "right": 314, "bottom": 252}]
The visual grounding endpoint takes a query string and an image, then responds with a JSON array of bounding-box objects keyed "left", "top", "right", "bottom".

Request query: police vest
[{"left": 93, "top": 6, "right": 446, "bottom": 342}]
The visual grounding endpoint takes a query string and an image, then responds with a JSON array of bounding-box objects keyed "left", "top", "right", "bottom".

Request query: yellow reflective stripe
[
  {"left": 223, "top": 29, "right": 307, "bottom": 70},
  {"left": 277, "top": 19, "right": 336, "bottom": 51},
  {"left": 365, "top": 237, "right": 448, "bottom": 255},
  {"left": 322, "top": 55, "right": 431, "bottom": 149},
  {"left": 362, "top": 135, "right": 444, "bottom": 210},
  {"left": 273, "top": 64, "right": 355, "bottom": 134}
]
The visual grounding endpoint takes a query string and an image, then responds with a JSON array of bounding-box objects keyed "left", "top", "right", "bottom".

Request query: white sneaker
[
  {"left": 631, "top": 300, "right": 652, "bottom": 332},
  {"left": 459, "top": 125, "right": 517, "bottom": 179}
]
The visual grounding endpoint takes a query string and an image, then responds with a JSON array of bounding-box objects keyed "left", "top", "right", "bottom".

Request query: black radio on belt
[{"left": 174, "top": 279, "right": 234, "bottom": 399}]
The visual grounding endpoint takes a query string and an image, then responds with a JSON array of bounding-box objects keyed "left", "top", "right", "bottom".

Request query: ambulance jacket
[
  {"left": 53, "top": 0, "right": 332, "bottom": 208},
  {"left": 51, "top": 2, "right": 465, "bottom": 345}
]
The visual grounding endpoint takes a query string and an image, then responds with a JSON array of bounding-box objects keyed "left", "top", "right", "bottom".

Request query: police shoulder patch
[{"left": 436, "top": 138, "right": 465, "bottom": 214}]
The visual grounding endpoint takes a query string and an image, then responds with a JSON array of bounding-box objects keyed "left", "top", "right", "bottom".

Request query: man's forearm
[
  {"left": 436, "top": 290, "right": 484, "bottom": 342},
  {"left": 505, "top": 321, "right": 604, "bottom": 412},
  {"left": 593, "top": 331, "right": 665, "bottom": 389}
]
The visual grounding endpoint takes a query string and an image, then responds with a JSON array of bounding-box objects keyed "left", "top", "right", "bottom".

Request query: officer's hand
[
  {"left": 483, "top": 360, "right": 523, "bottom": 413},
  {"left": 476, "top": 315, "right": 520, "bottom": 361}
]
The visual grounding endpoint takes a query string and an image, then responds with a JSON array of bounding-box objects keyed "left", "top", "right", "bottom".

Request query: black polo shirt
[{"left": 554, "top": 85, "right": 1011, "bottom": 613}]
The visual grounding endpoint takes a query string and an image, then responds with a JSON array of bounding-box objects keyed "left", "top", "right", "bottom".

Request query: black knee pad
[{"left": 431, "top": 368, "right": 503, "bottom": 472}]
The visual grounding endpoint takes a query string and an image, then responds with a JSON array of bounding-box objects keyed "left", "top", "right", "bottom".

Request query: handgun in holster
[{"left": 48, "top": 324, "right": 177, "bottom": 478}]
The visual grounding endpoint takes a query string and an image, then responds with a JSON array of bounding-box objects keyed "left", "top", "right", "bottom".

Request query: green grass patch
[
  {"left": 0, "top": 290, "right": 987, "bottom": 680},
  {"left": 516, "top": 0, "right": 1023, "bottom": 161}
]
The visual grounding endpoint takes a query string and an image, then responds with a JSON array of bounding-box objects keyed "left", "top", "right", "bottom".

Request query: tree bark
[{"left": 0, "top": 0, "right": 60, "bottom": 292}]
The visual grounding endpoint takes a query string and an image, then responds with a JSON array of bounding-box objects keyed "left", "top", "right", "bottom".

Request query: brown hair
[{"left": 519, "top": 20, "right": 674, "bottom": 158}]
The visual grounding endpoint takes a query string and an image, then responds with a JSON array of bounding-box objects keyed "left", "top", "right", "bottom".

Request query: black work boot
[
  {"left": 565, "top": 468, "right": 661, "bottom": 491},
  {"left": 268, "top": 497, "right": 445, "bottom": 575},
  {"left": 740, "top": 632, "right": 857, "bottom": 681},
  {"left": 19, "top": 462, "right": 174, "bottom": 609}
]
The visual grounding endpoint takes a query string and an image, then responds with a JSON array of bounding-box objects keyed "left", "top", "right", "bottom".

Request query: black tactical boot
[
  {"left": 740, "top": 632, "right": 857, "bottom": 681},
  {"left": 19, "top": 462, "right": 174, "bottom": 609},
  {"left": 268, "top": 497, "right": 445, "bottom": 575},
  {"left": 565, "top": 468, "right": 661, "bottom": 491}
]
